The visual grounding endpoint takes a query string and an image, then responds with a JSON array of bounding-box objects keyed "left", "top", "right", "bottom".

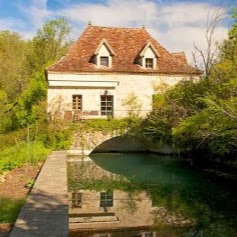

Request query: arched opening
[{"left": 91, "top": 136, "right": 148, "bottom": 154}]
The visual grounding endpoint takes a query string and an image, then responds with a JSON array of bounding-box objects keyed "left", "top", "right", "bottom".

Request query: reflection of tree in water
[
  {"left": 68, "top": 154, "right": 237, "bottom": 237},
  {"left": 68, "top": 157, "right": 192, "bottom": 235}
]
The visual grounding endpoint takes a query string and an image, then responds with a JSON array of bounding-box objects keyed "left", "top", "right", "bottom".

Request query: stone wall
[
  {"left": 68, "top": 130, "right": 179, "bottom": 155},
  {"left": 47, "top": 73, "right": 193, "bottom": 118}
]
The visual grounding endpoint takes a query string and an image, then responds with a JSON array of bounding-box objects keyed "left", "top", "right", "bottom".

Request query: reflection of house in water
[
  {"left": 69, "top": 189, "right": 158, "bottom": 237},
  {"left": 68, "top": 156, "right": 189, "bottom": 237},
  {"left": 68, "top": 157, "right": 158, "bottom": 236}
]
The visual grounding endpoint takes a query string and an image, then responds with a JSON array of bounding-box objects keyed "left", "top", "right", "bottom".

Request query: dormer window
[
  {"left": 93, "top": 38, "right": 115, "bottom": 68},
  {"left": 100, "top": 56, "right": 109, "bottom": 67},
  {"left": 145, "top": 58, "right": 153, "bottom": 68},
  {"left": 137, "top": 42, "right": 159, "bottom": 69}
]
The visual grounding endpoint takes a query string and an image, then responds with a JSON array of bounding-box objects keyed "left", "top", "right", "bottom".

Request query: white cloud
[
  {"left": 57, "top": 0, "right": 158, "bottom": 27},
  {"left": 0, "top": 18, "right": 21, "bottom": 31},
  {"left": 0, "top": 0, "right": 230, "bottom": 65},
  {"left": 54, "top": 0, "right": 229, "bottom": 64},
  {"left": 16, "top": 0, "right": 52, "bottom": 31}
]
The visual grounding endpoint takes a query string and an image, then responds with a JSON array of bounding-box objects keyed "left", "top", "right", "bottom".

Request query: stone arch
[
  {"left": 91, "top": 136, "right": 148, "bottom": 154},
  {"left": 69, "top": 131, "right": 148, "bottom": 155}
]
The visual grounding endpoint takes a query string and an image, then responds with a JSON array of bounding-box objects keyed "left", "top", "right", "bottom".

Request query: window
[
  {"left": 144, "top": 232, "right": 154, "bottom": 237},
  {"left": 72, "top": 95, "right": 82, "bottom": 110},
  {"left": 94, "top": 234, "right": 111, "bottom": 237},
  {"left": 72, "top": 192, "right": 82, "bottom": 208},
  {"left": 138, "top": 232, "right": 155, "bottom": 237},
  {"left": 100, "top": 56, "right": 109, "bottom": 67},
  {"left": 101, "top": 95, "right": 113, "bottom": 116},
  {"left": 145, "top": 58, "right": 153, "bottom": 68},
  {"left": 100, "top": 191, "right": 113, "bottom": 207}
]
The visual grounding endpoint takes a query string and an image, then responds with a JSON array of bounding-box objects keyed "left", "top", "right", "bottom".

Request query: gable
[
  {"left": 139, "top": 42, "right": 159, "bottom": 58},
  {"left": 98, "top": 44, "right": 110, "bottom": 56},
  {"left": 94, "top": 38, "right": 115, "bottom": 56},
  {"left": 144, "top": 47, "right": 156, "bottom": 58}
]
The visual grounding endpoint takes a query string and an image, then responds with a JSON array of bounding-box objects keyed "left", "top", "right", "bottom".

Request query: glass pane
[
  {"left": 100, "top": 96, "right": 113, "bottom": 116},
  {"left": 72, "top": 95, "right": 82, "bottom": 110},
  {"left": 100, "top": 191, "right": 113, "bottom": 207},
  {"left": 145, "top": 58, "right": 153, "bottom": 68},
  {"left": 100, "top": 57, "right": 109, "bottom": 67}
]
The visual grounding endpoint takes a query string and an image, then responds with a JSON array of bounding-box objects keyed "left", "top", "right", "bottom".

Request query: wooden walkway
[{"left": 9, "top": 151, "right": 68, "bottom": 237}]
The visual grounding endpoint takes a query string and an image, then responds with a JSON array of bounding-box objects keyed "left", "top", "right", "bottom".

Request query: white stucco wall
[{"left": 47, "top": 73, "right": 195, "bottom": 119}]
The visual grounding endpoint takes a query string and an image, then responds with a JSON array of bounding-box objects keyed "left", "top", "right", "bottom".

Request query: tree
[
  {"left": 145, "top": 8, "right": 237, "bottom": 161},
  {"left": 31, "top": 17, "right": 72, "bottom": 70},
  {"left": 173, "top": 8, "right": 237, "bottom": 158},
  {"left": 192, "top": 8, "right": 226, "bottom": 77},
  {"left": 0, "top": 31, "right": 31, "bottom": 103}
]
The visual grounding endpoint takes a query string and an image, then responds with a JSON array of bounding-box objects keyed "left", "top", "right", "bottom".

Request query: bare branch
[{"left": 192, "top": 7, "right": 226, "bottom": 77}]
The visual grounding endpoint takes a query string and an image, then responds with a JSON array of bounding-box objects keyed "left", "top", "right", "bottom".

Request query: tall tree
[
  {"left": 192, "top": 8, "right": 226, "bottom": 77},
  {"left": 31, "top": 17, "right": 72, "bottom": 71},
  {"left": 0, "top": 31, "right": 31, "bottom": 102}
]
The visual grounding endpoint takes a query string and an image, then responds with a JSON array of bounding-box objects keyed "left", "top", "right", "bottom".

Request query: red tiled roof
[
  {"left": 171, "top": 52, "right": 188, "bottom": 65},
  {"left": 47, "top": 25, "right": 202, "bottom": 75}
]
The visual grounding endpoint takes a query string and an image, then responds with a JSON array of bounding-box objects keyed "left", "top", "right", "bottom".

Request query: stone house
[{"left": 46, "top": 24, "right": 201, "bottom": 120}]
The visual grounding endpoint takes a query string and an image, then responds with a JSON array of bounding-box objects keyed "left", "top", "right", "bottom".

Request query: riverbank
[{"left": 0, "top": 162, "right": 43, "bottom": 236}]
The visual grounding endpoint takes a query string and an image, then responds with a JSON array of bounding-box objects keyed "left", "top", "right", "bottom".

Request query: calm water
[{"left": 68, "top": 153, "right": 237, "bottom": 237}]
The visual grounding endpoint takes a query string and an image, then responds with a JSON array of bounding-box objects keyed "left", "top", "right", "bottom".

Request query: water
[{"left": 67, "top": 153, "right": 237, "bottom": 237}]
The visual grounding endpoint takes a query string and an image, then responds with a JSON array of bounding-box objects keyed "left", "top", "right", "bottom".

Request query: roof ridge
[
  {"left": 172, "top": 51, "right": 185, "bottom": 54},
  {"left": 88, "top": 25, "right": 146, "bottom": 30}
]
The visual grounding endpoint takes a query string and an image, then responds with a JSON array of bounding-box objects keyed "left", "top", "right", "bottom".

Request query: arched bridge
[{"left": 68, "top": 131, "right": 147, "bottom": 155}]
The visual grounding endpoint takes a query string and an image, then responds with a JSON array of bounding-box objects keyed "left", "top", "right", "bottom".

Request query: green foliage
[
  {"left": 0, "top": 18, "right": 74, "bottom": 225},
  {"left": 143, "top": 9, "right": 237, "bottom": 162},
  {"left": 144, "top": 78, "right": 207, "bottom": 145},
  {"left": 12, "top": 72, "right": 47, "bottom": 128},
  {"left": 122, "top": 93, "right": 142, "bottom": 118},
  {"left": 0, "top": 31, "right": 31, "bottom": 102},
  {"left": 31, "top": 17, "right": 72, "bottom": 71},
  {"left": 72, "top": 117, "right": 143, "bottom": 137},
  {"left": 69, "top": 175, "right": 141, "bottom": 192},
  {"left": 26, "top": 179, "right": 35, "bottom": 189},
  {"left": 0, "top": 18, "right": 72, "bottom": 134},
  {"left": 0, "top": 140, "right": 51, "bottom": 174},
  {"left": 0, "top": 31, "right": 32, "bottom": 132},
  {"left": 42, "top": 121, "right": 73, "bottom": 149},
  {"left": 68, "top": 154, "right": 237, "bottom": 236},
  {"left": 0, "top": 198, "right": 25, "bottom": 223}
]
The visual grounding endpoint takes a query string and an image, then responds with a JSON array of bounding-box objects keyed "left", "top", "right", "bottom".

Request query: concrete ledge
[{"left": 9, "top": 151, "right": 68, "bottom": 237}]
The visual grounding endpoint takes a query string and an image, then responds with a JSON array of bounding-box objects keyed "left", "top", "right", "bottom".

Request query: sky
[{"left": 0, "top": 0, "right": 236, "bottom": 64}]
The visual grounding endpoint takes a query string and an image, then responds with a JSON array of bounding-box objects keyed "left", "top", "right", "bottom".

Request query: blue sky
[{"left": 0, "top": 0, "right": 236, "bottom": 63}]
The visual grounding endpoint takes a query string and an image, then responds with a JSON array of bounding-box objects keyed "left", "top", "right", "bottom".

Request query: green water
[{"left": 68, "top": 153, "right": 237, "bottom": 237}]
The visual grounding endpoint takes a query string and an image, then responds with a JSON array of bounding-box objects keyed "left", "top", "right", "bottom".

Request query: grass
[
  {"left": 0, "top": 130, "right": 53, "bottom": 224},
  {"left": 0, "top": 198, "right": 25, "bottom": 223},
  {"left": 0, "top": 140, "right": 51, "bottom": 224},
  {"left": 0, "top": 121, "right": 73, "bottom": 224},
  {"left": 0, "top": 141, "right": 52, "bottom": 174}
]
